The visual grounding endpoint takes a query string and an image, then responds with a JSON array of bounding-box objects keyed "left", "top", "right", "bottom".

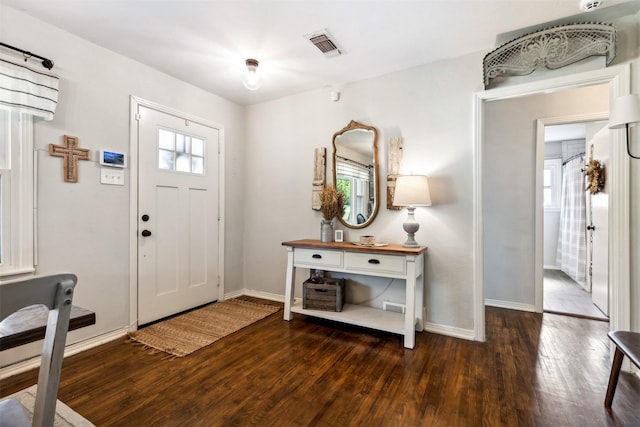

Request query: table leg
[
  {"left": 283, "top": 247, "right": 295, "bottom": 321},
  {"left": 415, "top": 260, "right": 424, "bottom": 332},
  {"left": 604, "top": 347, "right": 624, "bottom": 407},
  {"left": 404, "top": 255, "right": 417, "bottom": 349}
]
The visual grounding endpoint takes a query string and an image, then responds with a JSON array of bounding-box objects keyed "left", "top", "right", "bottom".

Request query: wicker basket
[{"left": 303, "top": 276, "right": 345, "bottom": 312}]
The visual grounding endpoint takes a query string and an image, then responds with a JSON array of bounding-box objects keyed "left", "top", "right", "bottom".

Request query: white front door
[
  {"left": 137, "top": 105, "right": 220, "bottom": 325},
  {"left": 588, "top": 127, "right": 609, "bottom": 316}
]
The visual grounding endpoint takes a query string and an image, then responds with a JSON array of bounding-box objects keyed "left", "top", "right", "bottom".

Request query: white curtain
[
  {"left": 0, "top": 54, "right": 58, "bottom": 120},
  {"left": 556, "top": 156, "right": 587, "bottom": 285}
]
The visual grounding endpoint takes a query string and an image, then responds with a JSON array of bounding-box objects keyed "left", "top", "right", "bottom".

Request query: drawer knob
[
  {"left": 368, "top": 259, "right": 380, "bottom": 264},
  {"left": 312, "top": 254, "right": 322, "bottom": 259}
]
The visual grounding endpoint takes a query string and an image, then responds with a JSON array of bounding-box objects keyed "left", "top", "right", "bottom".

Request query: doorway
[
  {"left": 541, "top": 121, "right": 608, "bottom": 321},
  {"left": 128, "top": 96, "right": 225, "bottom": 328},
  {"left": 473, "top": 64, "right": 631, "bottom": 342}
]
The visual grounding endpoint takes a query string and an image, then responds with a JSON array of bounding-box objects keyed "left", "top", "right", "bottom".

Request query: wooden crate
[{"left": 303, "top": 277, "right": 345, "bottom": 312}]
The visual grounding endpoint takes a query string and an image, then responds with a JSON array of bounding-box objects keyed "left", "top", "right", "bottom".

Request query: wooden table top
[
  {"left": 0, "top": 305, "right": 95, "bottom": 350},
  {"left": 282, "top": 239, "right": 428, "bottom": 256}
]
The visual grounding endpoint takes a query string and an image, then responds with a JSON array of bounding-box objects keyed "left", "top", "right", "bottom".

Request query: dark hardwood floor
[{"left": 2, "top": 303, "right": 639, "bottom": 426}]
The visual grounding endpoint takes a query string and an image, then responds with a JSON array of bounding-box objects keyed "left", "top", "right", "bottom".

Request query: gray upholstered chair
[{"left": 0, "top": 274, "right": 77, "bottom": 427}]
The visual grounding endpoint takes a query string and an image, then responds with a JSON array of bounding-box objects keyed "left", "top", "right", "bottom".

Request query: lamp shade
[
  {"left": 609, "top": 94, "right": 640, "bottom": 129},
  {"left": 393, "top": 175, "right": 432, "bottom": 206}
]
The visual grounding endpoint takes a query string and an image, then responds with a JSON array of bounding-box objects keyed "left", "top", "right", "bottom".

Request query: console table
[{"left": 282, "top": 239, "right": 427, "bottom": 349}]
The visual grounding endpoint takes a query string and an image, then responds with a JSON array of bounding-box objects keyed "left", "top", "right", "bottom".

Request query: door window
[{"left": 158, "top": 128, "right": 205, "bottom": 174}]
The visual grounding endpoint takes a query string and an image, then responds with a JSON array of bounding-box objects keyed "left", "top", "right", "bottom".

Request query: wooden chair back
[{"left": 0, "top": 273, "right": 77, "bottom": 427}]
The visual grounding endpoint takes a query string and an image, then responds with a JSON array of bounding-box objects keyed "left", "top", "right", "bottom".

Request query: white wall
[
  {"left": 244, "top": 53, "right": 484, "bottom": 332},
  {"left": 0, "top": 6, "right": 245, "bottom": 366}
]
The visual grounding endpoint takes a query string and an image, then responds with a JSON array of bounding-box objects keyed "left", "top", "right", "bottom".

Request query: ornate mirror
[{"left": 332, "top": 120, "right": 379, "bottom": 229}]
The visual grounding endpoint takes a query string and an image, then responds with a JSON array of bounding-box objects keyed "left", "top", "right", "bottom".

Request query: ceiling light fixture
[{"left": 243, "top": 58, "right": 261, "bottom": 91}]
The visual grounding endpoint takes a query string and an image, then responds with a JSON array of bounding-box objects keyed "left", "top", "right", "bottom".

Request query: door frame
[
  {"left": 128, "top": 96, "right": 225, "bottom": 331},
  {"left": 534, "top": 112, "right": 609, "bottom": 313},
  {"left": 473, "top": 64, "right": 631, "bottom": 341}
]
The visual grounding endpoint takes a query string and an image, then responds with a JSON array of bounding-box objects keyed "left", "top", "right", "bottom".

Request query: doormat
[
  {"left": 128, "top": 298, "right": 281, "bottom": 357},
  {"left": 5, "top": 385, "right": 95, "bottom": 426}
]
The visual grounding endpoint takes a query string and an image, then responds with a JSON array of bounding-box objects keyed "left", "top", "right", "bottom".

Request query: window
[
  {"left": 336, "top": 159, "right": 370, "bottom": 223},
  {"left": 0, "top": 110, "right": 35, "bottom": 277},
  {"left": 157, "top": 128, "right": 205, "bottom": 174},
  {"left": 543, "top": 158, "right": 561, "bottom": 211}
]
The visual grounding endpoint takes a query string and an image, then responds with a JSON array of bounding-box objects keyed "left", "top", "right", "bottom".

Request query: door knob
[
  {"left": 141, "top": 230, "right": 152, "bottom": 237},
  {"left": 587, "top": 225, "right": 596, "bottom": 231}
]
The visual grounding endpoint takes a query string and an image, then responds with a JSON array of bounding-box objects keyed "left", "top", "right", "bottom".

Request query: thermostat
[{"left": 100, "top": 150, "right": 126, "bottom": 168}]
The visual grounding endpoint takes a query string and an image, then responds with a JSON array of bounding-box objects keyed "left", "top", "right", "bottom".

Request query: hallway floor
[{"left": 544, "top": 269, "right": 608, "bottom": 321}]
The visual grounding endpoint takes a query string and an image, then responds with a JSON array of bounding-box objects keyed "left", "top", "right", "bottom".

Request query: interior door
[
  {"left": 588, "top": 126, "right": 609, "bottom": 316},
  {"left": 137, "top": 105, "right": 220, "bottom": 325}
]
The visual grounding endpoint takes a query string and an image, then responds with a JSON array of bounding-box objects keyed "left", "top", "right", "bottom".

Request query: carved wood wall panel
[
  {"left": 312, "top": 147, "right": 326, "bottom": 210},
  {"left": 386, "top": 137, "right": 403, "bottom": 210}
]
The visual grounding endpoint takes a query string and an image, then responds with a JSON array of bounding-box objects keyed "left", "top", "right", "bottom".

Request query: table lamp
[{"left": 393, "top": 175, "right": 432, "bottom": 247}]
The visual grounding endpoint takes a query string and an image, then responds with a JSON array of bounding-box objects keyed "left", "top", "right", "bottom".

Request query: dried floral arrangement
[
  {"left": 319, "top": 185, "right": 344, "bottom": 220},
  {"left": 584, "top": 159, "right": 605, "bottom": 194}
]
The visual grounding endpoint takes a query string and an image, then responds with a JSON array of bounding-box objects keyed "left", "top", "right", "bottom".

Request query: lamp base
[
  {"left": 402, "top": 206, "right": 421, "bottom": 248},
  {"left": 402, "top": 238, "right": 420, "bottom": 248}
]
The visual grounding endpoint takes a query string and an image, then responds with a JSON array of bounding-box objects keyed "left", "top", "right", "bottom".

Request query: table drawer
[
  {"left": 294, "top": 248, "right": 343, "bottom": 268},
  {"left": 344, "top": 252, "right": 405, "bottom": 275}
]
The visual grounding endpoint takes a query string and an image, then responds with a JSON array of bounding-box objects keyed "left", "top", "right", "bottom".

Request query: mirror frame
[{"left": 332, "top": 120, "right": 380, "bottom": 229}]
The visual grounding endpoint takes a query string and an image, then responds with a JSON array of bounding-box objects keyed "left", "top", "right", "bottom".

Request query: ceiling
[{"left": 3, "top": 0, "right": 635, "bottom": 105}]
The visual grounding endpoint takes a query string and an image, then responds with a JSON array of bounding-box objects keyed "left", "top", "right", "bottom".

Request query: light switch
[{"left": 100, "top": 168, "right": 124, "bottom": 186}]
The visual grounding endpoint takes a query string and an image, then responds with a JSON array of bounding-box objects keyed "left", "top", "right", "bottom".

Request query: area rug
[
  {"left": 6, "top": 385, "right": 95, "bottom": 426},
  {"left": 128, "top": 298, "right": 281, "bottom": 357}
]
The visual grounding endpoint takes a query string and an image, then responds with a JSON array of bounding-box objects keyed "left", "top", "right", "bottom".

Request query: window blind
[{"left": 336, "top": 158, "right": 370, "bottom": 180}]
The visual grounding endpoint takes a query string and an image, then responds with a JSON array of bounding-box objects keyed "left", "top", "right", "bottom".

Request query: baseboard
[
  {"left": 223, "top": 288, "right": 246, "bottom": 299},
  {"left": 485, "top": 299, "right": 536, "bottom": 312},
  {"left": 543, "top": 265, "right": 560, "bottom": 270},
  {"left": 227, "top": 288, "right": 286, "bottom": 303},
  {"left": 0, "top": 328, "right": 128, "bottom": 379},
  {"left": 423, "top": 321, "right": 476, "bottom": 341}
]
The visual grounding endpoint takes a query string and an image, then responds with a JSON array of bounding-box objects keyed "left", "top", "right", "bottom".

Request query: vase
[{"left": 320, "top": 219, "right": 334, "bottom": 242}]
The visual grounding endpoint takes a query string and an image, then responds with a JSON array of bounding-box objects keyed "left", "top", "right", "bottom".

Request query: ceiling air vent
[{"left": 306, "top": 30, "right": 342, "bottom": 57}]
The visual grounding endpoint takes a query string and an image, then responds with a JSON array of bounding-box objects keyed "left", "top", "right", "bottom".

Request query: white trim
[
  {"left": 473, "top": 64, "right": 631, "bottom": 344},
  {"left": 0, "top": 328, "right": 128, "bottom": 379},
  {"left": 535, "top": 112, "right": 609, "bottom": 313},
  {"left": 233, "top": 289, "right": 287, "bottom": 303},
  {"left": 423, "top": 322, "right": 476, "bottom": 341},
  {"left": 485, "top": 299, "right": 536, "bottom": 313},
  {"left": 128, "top": 96, "right": 225, "bottom": 331},
  {"left": 472, "top": 92, "right": 485, "bottom": 341}
]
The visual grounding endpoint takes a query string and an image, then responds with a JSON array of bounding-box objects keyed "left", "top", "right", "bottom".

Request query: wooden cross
[{"left": 49, "top": 135, "right": 90, "bottom": 183}]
